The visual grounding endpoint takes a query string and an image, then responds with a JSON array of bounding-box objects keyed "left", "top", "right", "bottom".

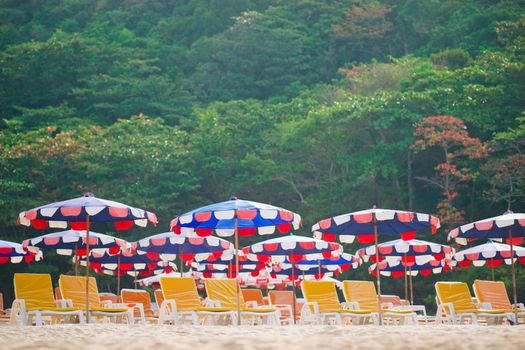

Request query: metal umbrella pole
[{"left": 373, "top": 212, "right": 382, "bottom": 325}]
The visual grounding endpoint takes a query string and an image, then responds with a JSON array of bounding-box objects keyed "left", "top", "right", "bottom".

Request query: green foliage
[{"left": 0, "top": 0, "right": 524, "bottom": 309}]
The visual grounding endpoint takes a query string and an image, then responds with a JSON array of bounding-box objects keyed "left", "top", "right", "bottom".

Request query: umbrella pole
[
  {"left": 318, "top": 260, "right": 321, "bottom": 278},
  {"left": 490, "top": 258, "right": 495, "bottom": 281},
  {"left": 180, "top": 246, "right": 183, "bottom": 278},
  {"left": 291, "top": 249, "right": 296, "bottom": 325},
  {"left": 134, "top": 273, "right": 138, "bottom": 289},
  {"left": 408, "top": 265, "right": 413, "bottom": 305},
  {"left": 75, "top": 243, "right": 79, "bottom": 276},
  {"left": 373, "top": 213, "right": 382, "bottom": 325},
  {"left": 117, "top": 255, "right": 121, "bottom": 300},
  {"left": 229, "top": 260, "right": 232, "bottom": 279},
  {"left": 234, "top": 216, "right": 241, "bottom": 326},
  {"left": 404, "top": 254, "right": 408, "bottom": 303},
  {"left": 509, "top": 228, "right": 518, "bottom": 321},
  {"left": 85, "top": 214, "right": 91, "bottom": 323}
]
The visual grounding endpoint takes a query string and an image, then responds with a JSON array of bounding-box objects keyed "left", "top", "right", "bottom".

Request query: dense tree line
[{"left": 0, "top": 0, "right": 524, "bottom": 307}]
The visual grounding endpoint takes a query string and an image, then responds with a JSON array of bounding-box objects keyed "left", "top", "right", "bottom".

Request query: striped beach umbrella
[
  {"left": 312, "top": 207, "right": 440, "bottom": 324},
  {"left": 0, "top": 239, "right": 42, "bottom": 264},
  {"left": 17, "top": 192, "right": 157, "bottom": 321},
  {"left": 169, "top": 197, "right": 301, "bottom": 324},
  {"left": 22, "top": 230, "right": 129, "bottom": 275},
  {"left": 134, "top": 232, "right": 234, "bottom": 277},
  {"left": 452, "top": 241, "right": 525, "bottom": 280}
]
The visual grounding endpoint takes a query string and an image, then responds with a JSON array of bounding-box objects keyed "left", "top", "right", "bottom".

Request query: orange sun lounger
[
  {"left": 121, "top": 289, "right": 158, "bottom": 324},
  {"left": 472, "top": 280, "right": 525, "bottom": 324}
]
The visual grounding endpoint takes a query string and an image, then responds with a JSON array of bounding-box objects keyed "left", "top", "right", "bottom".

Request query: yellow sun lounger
[
  {"left": 301, "top": 280, "right": 378, "bottom": 325},
  {"left": 472, "top": 280, "right": 525, "bottom": 324},
  {"left": 342, "top": 281, "right": 417, "bottom": 325},
  {"left": 205, "top": 279, "right": 280, "bottom": 326},
  {"left": 435, "top": 282, "right": 508, "bottom": 325},
  {"left": 121, "top": 289, "right": 158, "bottom": 324},
  {"left": 59, "top": 275, "right": 133, "bottom": 324},
  {"left": 160, "top": 277, "right": 236, "bottom": 325},
  {"left": 12, "top": 273, "right": 84, "bottom": 326}
]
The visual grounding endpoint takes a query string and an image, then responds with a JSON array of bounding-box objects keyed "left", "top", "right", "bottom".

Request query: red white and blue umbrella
[
  {"left": 22, "top": 230, "right": 130, "bottom": 275},
  {"left": 134, "top": 232, "right": 234, "bottom": 276},
  {"left": 17, "top": 192, "right": 157, "bottom": 321},
  {"left": 452, "top": 241, "right": 525, "bottom": 280},
  {"left": 191, "top": 250, "right": 266, "bottom": 278},
  {"left": 312, "top": 207, "right": 440, "bottom": 323},
  {"left": 356, "top": 239, "right": 454, "bottom": 263},
  {"left": 448, "top": 212, "right": 525, "bottom": 314},
  {"left": 271, "top": 263, "right": 334, "bottom": 280},
  {"left": 0, "top": 239, "right": 42, "bottom": 264},
  {"left": 169, "top": 197, "right": 301, "bottom": 324},
  {"left": 243, "top": 235, "right": 341, "bottom": 322}
]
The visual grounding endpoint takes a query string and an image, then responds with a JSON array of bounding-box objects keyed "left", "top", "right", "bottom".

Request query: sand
[{"left": 0, "top": 324, "right": 524, "bottom": 350}]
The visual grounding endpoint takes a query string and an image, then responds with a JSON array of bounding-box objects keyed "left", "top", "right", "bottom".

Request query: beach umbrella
[
  {"left": 243, "top": 235, "right": 341, "bottom": 322},
  {"left": 134, "top": 232, "right": 234, "bottom": 277},
  {"left": 17, "top": 192, "right": 157, "bottom": 320},
  {"left": 169, "top": 197, "right": 301, "bottom": 324},
  {"left": 0, "top": 239, "right": 42, "bottom": 264},
  {"left": 312, "top": 207, "right": 440, "bottom": 323},
  {"left": 271, "top": 263, "right": 334, "bottom": 280},
  {"left": 22, "top": 230, "right": 130, "bottom": 275},
  {"left": 239, "top": 269, "right": 293, "bottom": 290},
  {"left": 356, "top": 238, "right": 453, "bottom": 303},
  {"left": 451, "top": 241, "right": 525, "bottom": 281},
  {"left": 369, "top": 258, "right": 450, "bottom": 304},
  {"left": 289, "top": 252, "right": 361, "bottom": 275},
  {"left": 448, "top": 212, "right": 525, "bottom": 315},
  {"left": 189, "top": 251, "right": 266, "bottom": 278}
]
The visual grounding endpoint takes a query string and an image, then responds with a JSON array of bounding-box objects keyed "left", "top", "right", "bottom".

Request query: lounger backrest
[
  {"left": 14, "top": 273, "right": 56, "bottom": 310},
  {"left": 205, "top": 279, "right": 243, "bottom": 308},
  {"left": 159, "top": 277, "right": 201, "bottom": 311},
  {"left": 435, "top": 282, "right": 477, "bottom": 313},
  {"left": 241, "top": 289, "right": 264, "bottom": 306},
  {"left": 473, "top": 280, "right": 511, "bottom": 310},
  {"left": 121, "top": 289, "right": 154, "bottom": 317},
  {"left": 379, "top": 294, "right": 408, "bottom": 306},
  {"left": 59, "top": 275, "right": 101, "bottom": 308},
  {"left": 269, "top": 290, "right": 300, "bottom": 311},
  {"left": 343, "top": 281, "right": 378, "bottom": 311},
  {"left": 302, "top": 280, "right": 342, "bottom": 312},
  {"left": 154, "top": 289, "right": 164, "bottom": 308},
  {"left": 99, "top": 292, "right": 118, "bottom": 304}
]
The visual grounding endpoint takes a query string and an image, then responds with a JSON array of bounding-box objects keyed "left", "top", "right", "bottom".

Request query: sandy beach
[{"left": 0, "top": 324, "right": 524, "bottom": 350}]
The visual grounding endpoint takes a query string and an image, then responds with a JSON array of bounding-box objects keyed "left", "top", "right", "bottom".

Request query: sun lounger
[
  {"left": 59, "top": 275, "right": 133, "bottom": 324},
  {"left": 268, "top": 290, "right": 302, "bottom": 325},
  {"left": 205, "top": 279, "right": 280, "bottom": 326},
  {"left": 379, "top": 294, "right": 430, "bottom": 324},
  {"left": 343, "top": 281, "right": 417, "bottom": 325},
  {"left": 435, "top": 282, "right": 508, "bottom": 325},
  {"left": 301, "top": 280, "right": 378, "bottom": 325},
  {"left": 154, "top": 289, "right": 164, "bottom": 310},
  {"left": 241, "top": 289, "right": 265, "bottom": 306},
  {"left": 472, "top": 280, "right": 525, "bottom": 324},
  {"left": 160, "top": 277, "right": 236, "bottom": 325},
  {"left": 11, "top": 273, "right": 84, "bottom": 325},
  {"left": 121, "top": 289, "right": 158, "bottom": 324}
]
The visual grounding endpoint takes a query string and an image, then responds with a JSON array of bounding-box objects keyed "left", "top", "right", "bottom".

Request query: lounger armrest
[
  {"left": 272, "top": 304, "right": 294, "bottom": 317},
  {"left": 381, "top": 302, "right": 394, "bottom": 309},
  {"left": 512, "top": 303, "right": 525, "bottom": 310},
  {"left": 101, "top": 300, "right": 113, "bottom": 307},
  {"left": 341, "top": 302, "right": 360, "bottom": 310},
  {"left": 245, "top": 301, "right": 258, "bottom": 308},
  {"left": 436, "top": 302, "right": 456, "bottom": 324},
  {"left": 477, "top": 302, "right": 492, "bottom": 310},
  {"left": 10, "top": 299, "right": 28, "bottom": 325}
]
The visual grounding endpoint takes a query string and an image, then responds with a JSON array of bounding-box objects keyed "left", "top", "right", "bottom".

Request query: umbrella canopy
[
  {"left": 243, "top": 235, "right": 342, "bottom": 262},
  {"left": 134, "top": 232, "right": 234, "bottom": 262},
  {"left": 271, "top": 263, "right": 334, "bottom": 279},
  {"left": 452, "top": 241, "right": 525, "bottom": 267},
  {"left": 356, "top": 238, "right": 454, "bottom": 263},
  {"left": 291, "top": 252, "right": 361, "bottom": 271},
  {"left": 170, "top": 198, "right": 301, "bottom": 237},
  {"left": 369, "top": 258, "right": 449, "bottom": 278},
  {"left": 312, "top": 208, "right": 440, "bottom": 243},
  {"left": 0, "top": 239, "right": 42, "bottom": 264},
  {"left": 18, "top": 193, "right": 158, "bottom": 230},
  {"left": 22, "top": 230, "right": 129, "bottom": 256},
  {"left": 448, "top": 212, "right": 525, "bottom": 245}
]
